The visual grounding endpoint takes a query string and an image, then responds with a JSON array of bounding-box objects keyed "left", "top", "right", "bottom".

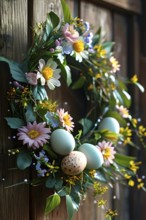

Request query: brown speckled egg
[{"left": 61, "top": 151, "right": 87, "bottom": 176}]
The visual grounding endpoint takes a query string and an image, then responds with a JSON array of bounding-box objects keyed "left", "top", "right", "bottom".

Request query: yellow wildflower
[
  {"left": 39, "top": 100, "right": 58, "bottom": 112},
  {"left": 131, "top": 74, "right": 138, "bottom": 83},
  {"left": 97, "top": 199, "right": 107, "bottom": 207},
  {"left": 128, "top": 179, "right": 135, "bottom": 187},
  {"left": 138, "top": 125, "right": 146, "bottom": 137},
  {"left": 94, "top": 182, "right": 108, "bottom": 195},
  {"left": 129, "top": 160, "right": 142, "bottom": 173},
  {"left": 124, "top": 173, "right": 131, "bottom": 179},
  {"left": 105, "top": 209, "right": 118, "bottom": 218},
  {"left": 137, "top": 182, "right": 144, "bottom": 189}
]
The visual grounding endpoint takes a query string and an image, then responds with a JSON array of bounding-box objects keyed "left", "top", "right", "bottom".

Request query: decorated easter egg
[
  {"left": 98, "top": 117, "right": 120, "bottom": 134},
  {"left": 61, "top": 151, "right": 87, "bottom": 175},
  {"left": 78, "top": 143, "right": 103, "bottom": 169},
  {"left": 50, "top": 129, "right": 75, "bottom": 155}
]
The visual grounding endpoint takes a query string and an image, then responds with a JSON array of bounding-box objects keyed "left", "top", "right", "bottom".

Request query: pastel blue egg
[
  {"left": 78, "top": 143, "right": 103, "bottom": 169},
  {"left": 98, "top": 117, "right": 120, "bottom": 134},
  {"left": 50, "top": 129, "right": 75, "bottom": 155}
]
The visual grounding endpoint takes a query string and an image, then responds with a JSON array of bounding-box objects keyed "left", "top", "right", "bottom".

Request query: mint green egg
[
  {"left": 98, "top": 117, "right": 120, "bottom": 134},
  {"left": 78, "top": 143, "right": 103, "bottom": 169},
  {"left": 50, "top": 129, "right": 75, "bottom": 155}
]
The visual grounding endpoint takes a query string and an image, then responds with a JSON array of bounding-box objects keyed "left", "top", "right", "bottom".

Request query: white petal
[{"left": 39, "top": 59, "right": 45, "bottom": 71}]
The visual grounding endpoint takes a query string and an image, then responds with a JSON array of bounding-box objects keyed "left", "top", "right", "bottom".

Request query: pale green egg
[
  {"left": 98, "top": 117, "right": 120, "bottom": 134},
  {"left": 50, "top": 129, "right": 75, "bottom": 155},
  {"left": 78, "top": 143, "right": 103, "bottom": 169},
  {"left": 61, "top": 151, "right": 87, "bottom": 175}
]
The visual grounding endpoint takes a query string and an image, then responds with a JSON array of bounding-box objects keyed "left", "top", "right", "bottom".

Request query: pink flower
[
  {"left": 25, "top": 72, "right": 38, "bottom": 85},
  {"left": 62, "top": 24, "right": 79, "bottom": 43},
  {"left": 17, "top": 121, "right": 51, "bottom": 149},
  {"left": 116, "top": 105, "right": 130, "bottom": 118},
  {"left": 96, "top": 141, "right": 116, "bottom": 166},
  {"left": 57, "top": 108, "right": 74, "bottom": 132}
]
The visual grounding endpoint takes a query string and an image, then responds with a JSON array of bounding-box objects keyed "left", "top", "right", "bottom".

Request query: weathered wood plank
[
  {"left": 113, "top": 14, "right": 128, "bottom": 77},
  {"left": 100, "top": 0, "right": 141, "bottom": 13},
  {"left": 80, "top": 2, "right": 112, "bottom": 41},
  {"left": 0, "top": 0, "right": 28, "bottom": 61},
  {"left": 82, "top": 0, "right": 141, "bottom": 14},
  {"left": 0, "top": 0, "right": 29, "bottom": 219}
]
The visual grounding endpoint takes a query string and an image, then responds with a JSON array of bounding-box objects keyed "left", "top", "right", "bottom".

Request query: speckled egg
[
  {"left": 78, "top": 143, "right": 103, "bottom": 169},
  {"left": 98, "top": 117, "right": 120, "bottom": 134},
  {"left": 50, "top": 129, "right": 75, "bottom": 155},
  {"left": 61, "top": 151, "right": 87, "bottom": 175}
]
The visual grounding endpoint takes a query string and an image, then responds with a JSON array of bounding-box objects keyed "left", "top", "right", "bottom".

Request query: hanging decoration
[{"left": 1, "top": 0, "right": 146, "bottom": 219}]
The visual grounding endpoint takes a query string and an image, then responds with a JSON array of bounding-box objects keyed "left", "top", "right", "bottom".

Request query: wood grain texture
[
  {"left": 80, "top": 2, "right": 112, "bottom": 41},
  {"left": 113, "top": 14, "right": 128, "bottom": 77},
  {"left": 0, "top": 0, "right": 28, "bottom": 61},
  {"left": 100, "top": 0, "right": 141, "bottom": 13}
]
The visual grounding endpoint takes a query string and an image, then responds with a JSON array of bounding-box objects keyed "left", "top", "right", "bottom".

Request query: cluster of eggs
[{"left": 50, "top": 117, "right": 120, "bottom": 176}]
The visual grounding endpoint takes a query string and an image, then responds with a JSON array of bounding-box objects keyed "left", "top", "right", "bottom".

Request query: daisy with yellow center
[
  {"left": 97, "top": 141, "right": 116, "bottom": 166},
  {"left": 71, "top": 39, "right": 88, "bottom": 62},
  {"left": 37, "top": 58, "right": 61, "bottom": 90},
  {"left": 17, "top": 121, "right": 51, "bottom": 149},
  {"left": 57, "top": 108, "right": 74, "bottom": 132}
]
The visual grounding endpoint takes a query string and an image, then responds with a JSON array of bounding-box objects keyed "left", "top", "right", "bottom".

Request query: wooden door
[{"left": 0, "top": 0, "right": 143, "bottom": 219}]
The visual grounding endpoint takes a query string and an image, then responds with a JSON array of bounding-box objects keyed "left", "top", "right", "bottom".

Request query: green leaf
[
  {"left": 25, "top": 105, "right": 36, "bottom": 122},
  {"left": 61, "top": 0, "right": 72, "bottom": 22},
  {"left": 5, "top": 117, "right": 25, "bottom": 129},
  {"left": 95, "top": 170, "right": 107, "bottom": 182},
  {"left": 102, "top": 41, "right": 115, "bottom": 54},
  {"left": 115, "top": 153, "right": 135, "bottom": 168},
  {"left": 92, "top": 27, "right": 101, "bottom": 46},
  {"left": 72, "top": 76, "right": 85, "bottom": 89},
  {"left": 79, "top": 118, "right": 93, "bottom": 136},
  {"left": 55, "top": 178, "right": 63, "bottom": 190},
  {"left": 43, "top": 145, "right": 58, "bottom": 159},
  {"left": 45, "top": 176, "right": 56, "bottom": 188},
  {"left": 66, "top": 195, "right": 78, "bottom": 220},
  {"left": 45, "top": 193, "right": 61, "bottom": 215},
  {"left": 60, "top": 64, "right": 72, "bottom": 86},
  {"left": 118, "top": 90, "right": 131, "bottom": 108},
  {"left": 0, "top": 56, "right": 27, "bottom": 82},
  {"left": 48, "top": 11, "right": 60, "bottom": 29},
  {"left": 17, "top": 151, "right": 32, "bottom": 170},
  {"left": 32, "top": 85, "right": 48, "bottom": 100}
]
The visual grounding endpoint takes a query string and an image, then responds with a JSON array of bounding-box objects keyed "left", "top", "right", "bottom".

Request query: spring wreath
[{"left": 1, "top": 0, "right": 146, "bottom": 219}]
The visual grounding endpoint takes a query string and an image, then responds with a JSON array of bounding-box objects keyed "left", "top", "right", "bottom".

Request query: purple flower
[
  {"left": 25, "top": 72, "right": 38, "bottom": 85},
  {"left": 17, "top": 121, "right": 51, "bottom": 149},
  {"left": 35, "top": 162, "right": 47, "bottom": 177}
]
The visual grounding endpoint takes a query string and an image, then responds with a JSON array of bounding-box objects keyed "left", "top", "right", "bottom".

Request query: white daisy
[{"left": 37, "top": 58, "right": 61, "bottom": 90}]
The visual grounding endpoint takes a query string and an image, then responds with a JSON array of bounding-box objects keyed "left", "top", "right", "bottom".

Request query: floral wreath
[{"left": 1, "top": 0, "right": 146, "bottom": 219}]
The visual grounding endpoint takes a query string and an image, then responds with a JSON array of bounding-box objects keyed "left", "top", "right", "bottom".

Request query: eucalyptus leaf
[
  {"left": 25, "top": 105, "right": 36, "bottom": 122},
  {"left": 45, "top": 193, "right": 61, "bottom": 215},
  {"left": 66, "top": 195, "right": 78, "bottom": 220},
  {"left": 45, "top": 176, "right": 56, "bottom": 189},
  {"left": 32, "top": 85, "right": 48, "bottom": 100},
  {"left": 0, "top": 56, "right": 27, "bottom": 82},
  {"left": 5, "top": 117, "right": 25, "bottom": 129},
  {"left": 17, "top": 151, "right": 32, "bottom": 170}
]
